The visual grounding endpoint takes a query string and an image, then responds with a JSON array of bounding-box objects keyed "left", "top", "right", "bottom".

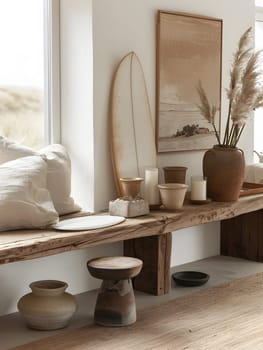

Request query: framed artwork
[{"left": 156, "top": 11, "right": 222, "bottom": 152}]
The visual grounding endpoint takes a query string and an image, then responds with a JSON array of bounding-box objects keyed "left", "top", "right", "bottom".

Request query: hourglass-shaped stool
[{"left": 87, "top": 256, "right": 143, "bottom": 327}]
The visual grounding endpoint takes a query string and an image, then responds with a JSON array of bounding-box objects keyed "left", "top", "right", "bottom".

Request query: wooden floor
[{"left": 11, "top": 271, "right": 263, "bottom": 350}]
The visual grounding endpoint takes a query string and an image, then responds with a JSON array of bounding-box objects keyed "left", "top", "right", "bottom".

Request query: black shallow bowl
[{"left": 172, "top": 271, "right": 210, "bottom": 287}]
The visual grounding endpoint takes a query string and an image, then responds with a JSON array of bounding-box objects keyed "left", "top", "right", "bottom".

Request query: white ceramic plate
[{"left": 53, "top": 215, "right": 125, "bottom": 231}]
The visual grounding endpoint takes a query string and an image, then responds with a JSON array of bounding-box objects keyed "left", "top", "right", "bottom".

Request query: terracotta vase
[
  {"left": 17, "top": 280, "right": 77, "bottom": 330},
  {"left": 203, "top": 145, "right": 245, "bottom": 202}
]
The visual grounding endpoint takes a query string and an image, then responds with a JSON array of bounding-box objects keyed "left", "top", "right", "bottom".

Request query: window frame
[
  {"left": 256, "top": 6, "right": 263, "bottom": 19},
  {"left": 44, "top": 0, "right": 61, "bottom": 144}
]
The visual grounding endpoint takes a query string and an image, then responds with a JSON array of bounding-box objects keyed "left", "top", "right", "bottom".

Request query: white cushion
[
  {"left": 39, "top": 144, "right": 81, "bottom": 215},
  {"left": 245, "top": 163, "right": 263, "bottom": 184},
  {"left": 0, "top": 136, "right": 34, "bottom": 162},
  {"left": 0, "top": 156, "right": 58, "bottom": 231},
  {"left": 0, "top": 137, "right": 80, "bottom": 215}
]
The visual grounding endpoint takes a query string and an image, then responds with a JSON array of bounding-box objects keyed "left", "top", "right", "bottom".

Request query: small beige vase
[
  {"left": 17, "top": 280, "right": 77, "bottom": 330},
  {"left": 158, "top": 183, "right": 188, "bottom": 210}
]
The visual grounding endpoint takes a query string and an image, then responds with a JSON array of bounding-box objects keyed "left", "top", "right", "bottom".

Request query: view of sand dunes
[{"left": 0, "top": 87, "right": 44, "bottom": 148}]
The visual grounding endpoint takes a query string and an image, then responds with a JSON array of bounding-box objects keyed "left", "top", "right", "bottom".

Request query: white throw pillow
[
  {"left": 0, "top": 137, "right": 80, "bottom": 215},
  {"left": 245, "top": 163, "right": 263, "bottom": 184},
  {"left": 39, "top": 144, "right": 81, "bottom": 215},
  {"left": 0, "top": 156, "right": 58, "bottom": 231},
  {"left": 0, "top": 136, "right": 34, "bottom": 162}
]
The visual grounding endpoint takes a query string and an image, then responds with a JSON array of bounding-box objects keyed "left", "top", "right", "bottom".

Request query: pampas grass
[{"left": 197, "top": 27, "right": 263, "bottom": 147}]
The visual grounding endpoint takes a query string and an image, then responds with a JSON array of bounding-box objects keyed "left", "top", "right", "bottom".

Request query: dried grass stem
[{"left": 196, "top": 27, "right": 263, "bottom": 147}]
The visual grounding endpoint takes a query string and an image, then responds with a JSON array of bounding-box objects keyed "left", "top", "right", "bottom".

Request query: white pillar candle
[
  {"left": 144, "top": 168, "right": 160, "bottom": 205},
  {"left": 191, "top": 176, "right": 207, "bottom": 201}
]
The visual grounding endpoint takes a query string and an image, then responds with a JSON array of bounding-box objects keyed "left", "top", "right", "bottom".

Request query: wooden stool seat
[
  {"left": 87, "top": 256, "right": 142, "bottom": 280},
  {"left": 87, "top": 256, "right": 143, "bottom": 327}
]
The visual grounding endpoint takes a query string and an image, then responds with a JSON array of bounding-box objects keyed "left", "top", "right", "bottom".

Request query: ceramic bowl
[
  {"left": 158, "top": 183, "right": 188, "bottom": 210},
  {"left": 172, "top": 271, "right": 210, "bottom": 287}
]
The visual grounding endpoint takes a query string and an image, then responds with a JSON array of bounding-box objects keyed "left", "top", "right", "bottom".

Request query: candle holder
[
  {"left": 190, "top": 176, "right": 210, "bottom": 204},
  {"left": 119, "top": 177, "right": 144, "bottom": 198},
  {"left": 109, "top": 177, "right": 149, "bottom": 218}
]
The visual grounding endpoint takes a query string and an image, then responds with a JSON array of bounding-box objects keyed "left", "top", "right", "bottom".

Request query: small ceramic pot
[
  {"left": 163, "top": 166, "right": 187, "bottom": 184},
  {"left": 120, "top": 177, "right": 144, "bottom": 198},
  {"left": 17, "top": 280, "right": 77, "bottom": 330},
  {"left": 158, "top": 183, "right": 188, "bottom": 210}
]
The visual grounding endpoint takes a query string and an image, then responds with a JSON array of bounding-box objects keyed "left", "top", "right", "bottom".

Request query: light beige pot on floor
[{"left": 17, "top": 280, "right": 77, "bottom": 330}]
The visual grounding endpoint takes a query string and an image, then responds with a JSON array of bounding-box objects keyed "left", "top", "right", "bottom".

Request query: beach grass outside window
[{"left": 0, "top": 0, "right": 60, "bottom": 149}]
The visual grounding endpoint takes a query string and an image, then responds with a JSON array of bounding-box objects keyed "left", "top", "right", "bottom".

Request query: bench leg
[
  {"left": 221, "top": 209, "right": 263, "bottom": 261},
  {"left": 123, "top": 233, "right": 172, "bottom": 295}
]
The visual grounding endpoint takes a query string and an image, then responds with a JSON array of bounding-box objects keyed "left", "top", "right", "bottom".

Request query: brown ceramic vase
[
  {"left": 203, "top": 145, "right": 245, "bottom": 202},
  {"left": 163, "top": 166, "right": 187, "bottom": 184}
]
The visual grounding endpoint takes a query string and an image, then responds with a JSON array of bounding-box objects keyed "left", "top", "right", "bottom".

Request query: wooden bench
[{"left": 2, "top": 195, "right": 263, "bottom": 295}]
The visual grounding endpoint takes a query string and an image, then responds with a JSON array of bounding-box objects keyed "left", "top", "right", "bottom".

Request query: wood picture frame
[{"left": 156, "top": 11, "right": 222, "bottom": 153}]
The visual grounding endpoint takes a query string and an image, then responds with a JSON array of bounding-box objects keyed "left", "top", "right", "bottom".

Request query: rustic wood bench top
[{"left": 1, "top": 194, "right": 263, "bottom": 265}]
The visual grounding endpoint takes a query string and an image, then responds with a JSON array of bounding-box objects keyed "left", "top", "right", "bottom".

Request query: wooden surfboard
[{"left": 110, "top": 52, "right": 157, "bottom": 196}]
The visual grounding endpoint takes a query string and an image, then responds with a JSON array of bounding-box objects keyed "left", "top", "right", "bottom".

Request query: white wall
[
  {"left": 92, "top": 0, "right": 255, "bottom": 211},
  {"left": 60, "top": 0, "right": 94, "bottom": 211},
  {"left": 0, "top": 0, "right": 255, "bottom": 316},
  {"left": 92, "top": 0, "right": 255, "bottom": 270}
]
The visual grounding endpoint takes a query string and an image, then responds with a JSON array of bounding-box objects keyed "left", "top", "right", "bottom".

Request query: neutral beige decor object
[
  {"left": 119, "top": 177, "right": 144, "bottom": 198},
  {"left": 0, "top": 156, "right": 58, "bottom": 231},
  {"left": 110, "top": 52, "right": 157, "bottom": 197},
  {"left": 109, "top": 176, "right": 149, "bottom": 218},
  {"left": 109, "top": 198, "right": 149, "bottom": 217},
  {"left": 158, "top": 183, "right": 188, "bottom": 210},
  {"left": 197, "top": 27, "right": 263, "bottom": 148},
  {"left": 17, "top": 280, "right": 77, "bottom": 330},
  {"left": 87, "top": 256, "right": 143, "bottom": 327},
  {"left": 0, "top": 137, "right": 80, "bottom": 215}
]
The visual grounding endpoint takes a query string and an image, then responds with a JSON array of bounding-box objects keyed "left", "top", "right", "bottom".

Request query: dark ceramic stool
[{"left": 87, "top": 256, "right": 143, "bottom": 327}]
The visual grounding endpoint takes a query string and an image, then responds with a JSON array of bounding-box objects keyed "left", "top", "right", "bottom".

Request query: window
[{"left": 0, "top": 0, "right": 60, "bottom": 149}]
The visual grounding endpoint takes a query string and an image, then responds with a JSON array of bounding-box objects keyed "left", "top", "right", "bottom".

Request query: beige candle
[
  {"left": 144, "top": 168, "right": 159, "bottom": 205},
  {"left": 191, "top": 176, "right": 207, "bottom": 201}
]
